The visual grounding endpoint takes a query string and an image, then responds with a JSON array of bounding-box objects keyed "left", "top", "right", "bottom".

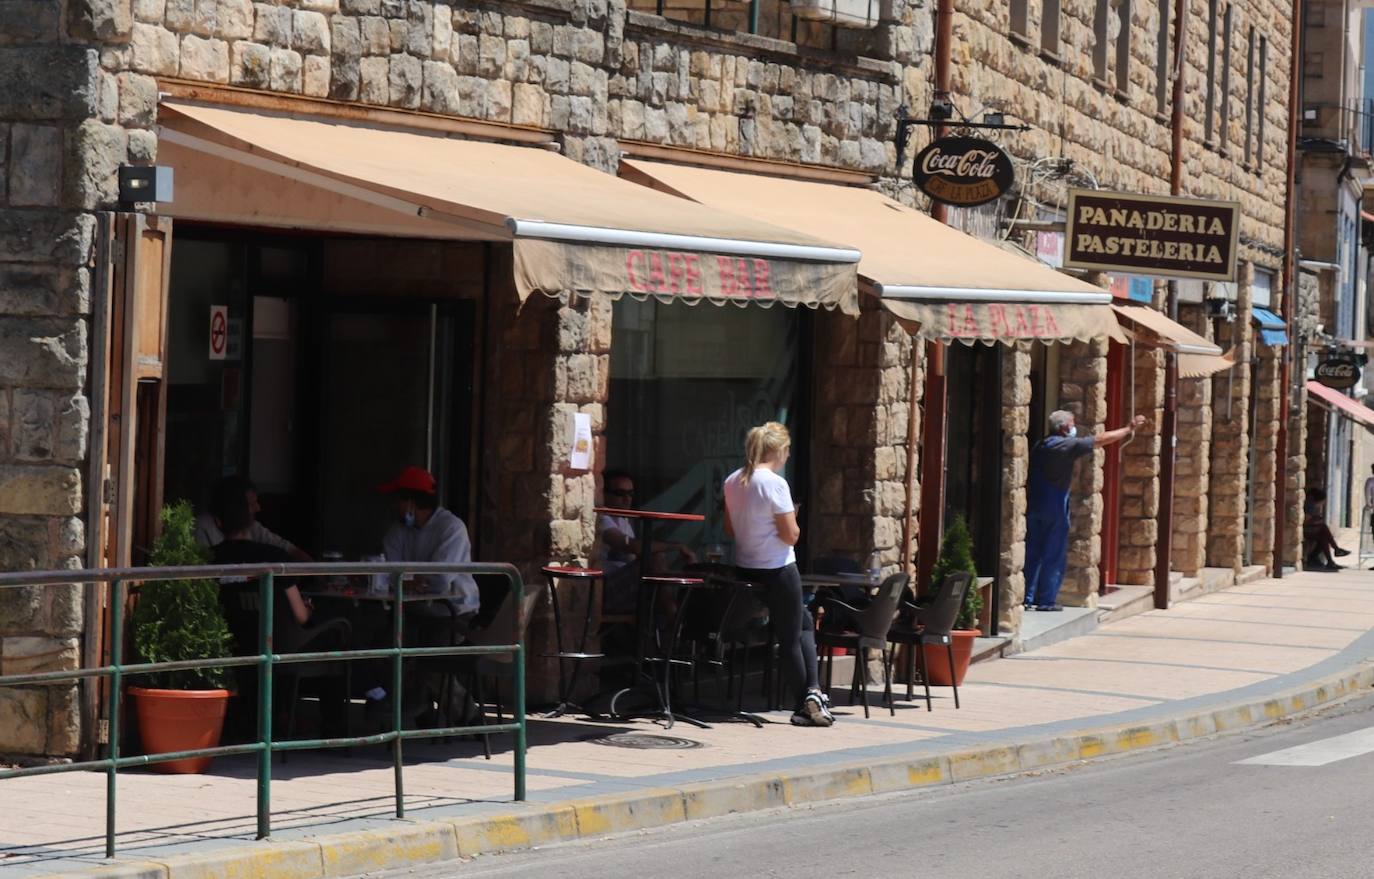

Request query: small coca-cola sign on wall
[
  {"left": 912, "top": 136, "right": 1015, "bottom": 207},
  {"left": 1315, "top": 352, "right": 1362, "bottom": 390}
]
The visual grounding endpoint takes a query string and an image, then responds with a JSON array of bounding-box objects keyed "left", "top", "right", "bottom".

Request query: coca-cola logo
[
  {"left": 912, "top": 136, "right": 1015, "bottom": 207},
  {"left": 1315, "top": 354, "right": 1362, "bottom": 390}
]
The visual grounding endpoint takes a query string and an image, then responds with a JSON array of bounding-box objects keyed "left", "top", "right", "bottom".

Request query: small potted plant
[
  {"left": 922, "top": 515, "right": 982, "bottom": 687},
  {"left": 127, "top": 501, "right": 235, "bottom": 774}
]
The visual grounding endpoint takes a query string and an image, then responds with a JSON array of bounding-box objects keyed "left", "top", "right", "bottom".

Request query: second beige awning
[
  {"left": 158, "top": 102, "right": 862, "bottom": 313},
  {"left": 1111, "top": 304, "right": 1223, "bottom": 355},
  {"left": 620, "top": 158, "right": 1123, "bottom": 344}
]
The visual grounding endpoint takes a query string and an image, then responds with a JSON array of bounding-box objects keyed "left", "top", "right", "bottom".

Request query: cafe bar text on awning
[
  {"left": 618, "top": 159, "right": 1124, "bottom": 346},
  {"left": 157, "top": 101, "right": 862, "bottom": 313}
]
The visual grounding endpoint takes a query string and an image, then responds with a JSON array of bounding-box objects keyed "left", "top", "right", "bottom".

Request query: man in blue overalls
[{"left": 1023, "top": 409, "right": 1147, "bottom": 612}]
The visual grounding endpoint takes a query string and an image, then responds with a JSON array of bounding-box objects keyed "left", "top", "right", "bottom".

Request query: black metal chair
[
  {"left": 816, "top": 573, "right": 909, "bottom": 718},
  {"left": 885, "top": 571, "right": 973, "bottom": 711},
  {"left": 222, "top": 587, "right": 352, "bottom": 758},
  {"left": 444, "top": 584, "right": 541, "bottom": 758}
]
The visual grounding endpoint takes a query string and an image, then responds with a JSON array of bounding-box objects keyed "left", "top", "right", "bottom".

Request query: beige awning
[
  {"left": 620, "top": 158, "right": 1123, "bottom": 343},
  {"left": 158, "top": 102, "right": 861, "bottom": 312},
  {"left": 1111, "top": 304, "right": 1223, "bottom": 355},
  {"left": 1178, "top": 352, "right": 1236, "bottom": 378}
]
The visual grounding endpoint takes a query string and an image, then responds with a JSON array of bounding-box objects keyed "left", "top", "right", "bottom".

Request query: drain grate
[{"left": 584, "top": 732, "right": 704, "bottom": 750}]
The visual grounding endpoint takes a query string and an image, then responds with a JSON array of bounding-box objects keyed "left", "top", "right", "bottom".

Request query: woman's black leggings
[{"left": 737, "top": 562, "right": 819, "bottom": 708}]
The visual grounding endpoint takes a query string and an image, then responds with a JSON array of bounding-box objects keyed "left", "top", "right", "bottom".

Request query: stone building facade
[
  {"left": 0, "top": 0, "right": 1304, "bottom": 758},
  {"left": 0, "top": 0, "right": 931, "bottom": 756},
  {"left": 950, "top": 0, "right": 1297, "bottom": 612}
]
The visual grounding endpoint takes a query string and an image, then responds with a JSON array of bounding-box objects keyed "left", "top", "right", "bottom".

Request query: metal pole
[
  {"left": 105, "top": 579, "right": 124, "bottom": 859},
  {"left": 1154, "top": 0, "right": 1188, "bottom": 609},
  {"left": 1274, "top": 0, "right": 1304, "bottom": 578},
  {"left": 256, "top": 572, "right": 273, "bottom": 840},
  {"left": 512, "top": 572, "right": 527, "bottom": 801},
  {"left": 392, "top": 573, "right": 405, "bottom": 818}
]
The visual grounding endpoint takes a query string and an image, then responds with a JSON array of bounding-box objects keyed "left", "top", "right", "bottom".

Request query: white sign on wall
[{"left": 209, "top": 305, "right": 228, "bottom": 361}]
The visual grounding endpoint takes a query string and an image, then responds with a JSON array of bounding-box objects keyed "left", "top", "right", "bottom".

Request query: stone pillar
[
  {"left": 1117, "top": 345, "right": 1165, "bottom": 586},
  {"left": 998, "top": 344, "right": 1030, "bottom": 635},
  {"left": 809, "top": 299, "right": 916, "bottom": 576},
  {"left": 1283, "top": 272, "right": 1319, "bottom": 568},
  {"left": 1250, "top": 345, "right": 1282, "bottom": 571},
  {"left": 1207, "top": 269, "right": 1254, "bottom": 570},
  {"left": 0, "top": 7, "right": 133, "bottom": 755},
  {"left": 1059, "top": 339, "right": 1109, "bottom": 607},
  {"left": 1171, "top": 304, "right": 1213, "bottom": 576},
  {"left": 478, "top": 265, "right": 604, "bottom": 701}
]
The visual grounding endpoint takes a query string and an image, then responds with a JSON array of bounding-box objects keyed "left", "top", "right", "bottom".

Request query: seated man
[
  {"left": 1303, "top": 489, "right": 1350, "bottom": 571},
  {"left": 196, "top": 475, "right": 311, "bottom": 562},
  {"left": 378, "top": 466, "right": 481, "bottom": 723}
]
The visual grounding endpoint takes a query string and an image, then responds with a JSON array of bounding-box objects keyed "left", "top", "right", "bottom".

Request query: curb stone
[{"left": 35, "top": 662, "right": 1374, "bottom": 879}]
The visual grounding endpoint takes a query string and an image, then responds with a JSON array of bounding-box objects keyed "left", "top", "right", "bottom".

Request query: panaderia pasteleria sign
[{"left": 1064, "top": 189, "right": 1240, "bottom": 282}]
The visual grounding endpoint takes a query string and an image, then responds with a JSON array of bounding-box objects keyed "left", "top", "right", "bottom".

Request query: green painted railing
[{"left": 0, "top": 561, "right": 527, "bottom": 859}]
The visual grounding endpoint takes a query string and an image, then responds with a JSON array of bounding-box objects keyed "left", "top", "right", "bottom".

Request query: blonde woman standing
[{"left": 723, "top": 422, "right": 833, "bottom": 727}]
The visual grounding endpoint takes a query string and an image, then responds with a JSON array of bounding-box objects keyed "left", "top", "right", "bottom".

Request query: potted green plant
[
  {"left": 127, "top": 501, "right": 236, "bottom": 774},
  {"left": 922, "top": 515, "right": 982, "bottom": 687}
]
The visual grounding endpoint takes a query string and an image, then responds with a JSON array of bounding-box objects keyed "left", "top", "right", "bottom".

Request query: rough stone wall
[
  {"left": 0, "top": 1, "right": 123, "bottom": 756},
  {"left": 954, "top": 0, "right": 1290, "bottom": 266},
  {"left": 1059, "top": 338, "right": 1109, "bottom": 607},
  {"left": 998, "top": 344, "right": 1031, "bottom": 635},
  {"left": 1284, "top": 272, "right": 1319, "bottom": 566},
  {"left": 1118, "top": 344, "right": 1165, "bottom": 586},
  {"left": 1250, "top": 344, "right": 1281, "bottom": 570},
  {"left": 810, "top": 300, "right": 915, "bottom": 576},
  {"left": 1172, "top": 304, "right": 1214, "bottom": 576},
  {"left": 1207, "top": 270, "right": 1255, "bottom": 570}
]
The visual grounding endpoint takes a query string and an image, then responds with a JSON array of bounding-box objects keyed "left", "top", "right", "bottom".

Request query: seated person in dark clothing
[
  {"left": 213, "top": 494, "right": 348, "bottom": 738},
  {"left": 1304, "top": 489, "right": 1350, "bottom": 572},
  {"left": 212, "top": 493, "right": 313, "bottom": 648}
]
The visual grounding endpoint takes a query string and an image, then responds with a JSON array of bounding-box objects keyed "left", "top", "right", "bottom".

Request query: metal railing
[{"left": 0, "top": 561, "right": 527, "bottom": 859}]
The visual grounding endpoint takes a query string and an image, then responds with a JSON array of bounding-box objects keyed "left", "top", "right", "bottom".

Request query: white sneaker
[{"left": 800, "top": 692, "right": 834, "bottom": 727}]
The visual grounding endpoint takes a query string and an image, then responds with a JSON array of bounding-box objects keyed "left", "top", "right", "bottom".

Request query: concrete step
[
  {"left": 1171, "top": 575, "right": 1201, "bottom": 604},
  {"left": 1097, "top": 584, "right": 1154, "bottom": 625},
  {"left": 1017, "top": 604, "right": 1098, "bottom": 654},
  {"left": 1235, "top": 565, "right": 1268, "bottom": 585},
  {"left": 971, "top": 635, "right": 1011, "bottom": 665},
  {"left": 1198, "top": 567, "right": 1237, "bottom": 593}
]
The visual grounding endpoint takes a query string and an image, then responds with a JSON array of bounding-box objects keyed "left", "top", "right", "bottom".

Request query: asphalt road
[{"left": 368, "top": 693, "right": 1374, "bottom": 879}]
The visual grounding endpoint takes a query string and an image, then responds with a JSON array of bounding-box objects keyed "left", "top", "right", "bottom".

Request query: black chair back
[
  {"left": 854, "top": 573, "right": 909, "bottom": 650},
  {"left": 919, "top": 571, "right": 975, "bottom": 638}
]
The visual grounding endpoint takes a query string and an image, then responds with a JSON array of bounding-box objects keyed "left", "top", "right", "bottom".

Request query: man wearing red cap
[{"left": 379, "top": 466, "right": 480, "bottom": 627}]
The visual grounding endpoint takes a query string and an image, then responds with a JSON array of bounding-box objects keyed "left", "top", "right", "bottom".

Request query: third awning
[
  {"left": 619, "top": 159, "right": 1123, "bottom": 344},
  {"left": 1306, "top": 381, "right": 1374, "bottom": 430}
]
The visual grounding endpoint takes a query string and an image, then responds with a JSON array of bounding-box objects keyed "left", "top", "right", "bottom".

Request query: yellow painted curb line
[{"left": 33, "top": 662, "right": 1374, "bottom": 879}]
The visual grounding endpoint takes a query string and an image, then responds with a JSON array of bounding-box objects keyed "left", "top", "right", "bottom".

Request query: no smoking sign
[{"left": 209, "top": 305, "right": 228, "bottom": 361}]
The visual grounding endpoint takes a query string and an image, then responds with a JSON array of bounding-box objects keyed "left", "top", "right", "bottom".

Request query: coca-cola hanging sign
[
  {"left": 1315, "top": 352, "right": 1362, "bottom": 390},
  {"left": 912, "top": 136, "right": 1015, "bottom": 207}
]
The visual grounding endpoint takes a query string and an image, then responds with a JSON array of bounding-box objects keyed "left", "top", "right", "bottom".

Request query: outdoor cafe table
[{"left": 591, "top": 506, "right": 707, "bottom": 728}]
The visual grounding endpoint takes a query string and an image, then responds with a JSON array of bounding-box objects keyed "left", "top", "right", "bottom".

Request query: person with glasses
[{"left": 598, "top": 471, "right": 696, "bottom": 614}]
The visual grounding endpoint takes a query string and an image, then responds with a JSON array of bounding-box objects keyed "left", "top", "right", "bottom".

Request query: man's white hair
[{"left": 1048, "top": 410, "right": 1075, "bottom": 435}]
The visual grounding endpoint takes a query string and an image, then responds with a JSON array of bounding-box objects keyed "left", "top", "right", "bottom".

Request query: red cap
[{"left": 377, "top": 466, "right": 437, "bottom": 495}]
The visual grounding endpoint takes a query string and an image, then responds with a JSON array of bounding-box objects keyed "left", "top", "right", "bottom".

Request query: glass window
[{"left": 607, "top": 298, "right": 803, "bottom": 551}]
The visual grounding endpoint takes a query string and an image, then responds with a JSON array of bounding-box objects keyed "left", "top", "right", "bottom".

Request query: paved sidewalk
[{"left": 4, "top": 568, "right": 1374, "bottom": 877}]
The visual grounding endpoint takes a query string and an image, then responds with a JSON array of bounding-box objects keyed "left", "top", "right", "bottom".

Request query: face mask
[
  {"left": 1067, "top": 426, "right": 1078, "bottom": 438},
  {"left": 401, "top": 509, "right": 416, "bottom": 528}
]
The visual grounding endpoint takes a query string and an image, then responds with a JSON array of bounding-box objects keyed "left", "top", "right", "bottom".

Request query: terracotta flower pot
[
  {"left": 921, "top": 629, "right": 979, "bottom": 687},
  {"left": 128, "top": 686, "right": 231, "bottom": 774}
]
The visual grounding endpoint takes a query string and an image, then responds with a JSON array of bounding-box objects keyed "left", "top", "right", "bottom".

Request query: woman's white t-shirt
[{"left": 723, "top": 466, "right": 796, "bottom": 570}]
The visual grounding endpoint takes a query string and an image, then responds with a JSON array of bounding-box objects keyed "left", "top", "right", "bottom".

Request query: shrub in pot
[
  {"left": 922, "top": 515, "right": 981, "bottom": 687},
  {"left": 127, "top": 501, "right": 235, "bottom": 774}
]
